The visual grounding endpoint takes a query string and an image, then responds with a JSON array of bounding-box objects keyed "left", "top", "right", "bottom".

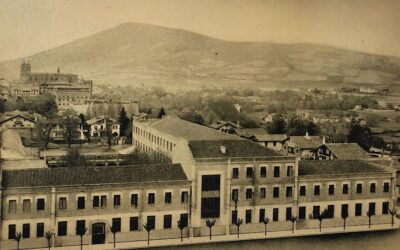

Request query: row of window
[
  {"left": 232, "top": 165, "right": 294, "bottom": 179},
  {"left": 232, "top": 186, "right": 294, "bottom": 200},
  {"left": 134, "top": 126, "right": 174, "bottom": 151},
  {"left": 300, "top": 182, "right": 390, "bottom": 196},
  {"left": 231, "top": 201, "right": 390, "bottom": 224},
  {"left": 8, "top": 192, "right": 189, "bottom": 213},
  {"left": 7, "top": 213, "right": 189, "bottom": 240}
]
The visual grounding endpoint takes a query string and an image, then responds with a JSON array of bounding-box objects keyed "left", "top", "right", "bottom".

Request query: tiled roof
[
  {"left": 235, "top": 128, "right": 268, "bottom": 138},
  {"left": 0, "top": 110, "right": 38, "bottom": 124},
  {"left": 189, "top": 139, "right": 281, "bottom": 158},
  {"left": 86, "top": 116, "right": 117, "bottom": 125},
  {"left": 1, "top": 164, "right": 188, "bottom": 188},
  {"left": 299, "top": 160, "right": 390, "bottom": 176},
  {"left": 289, "top": 135, "right": 322, "bottom": 149},
  {"left": 150, "top": 117, "right": 240, "bottom": 141},
  {"left": 252, "top": 133, "right": 288, "bottom": 142},
  {"left": 321, "top": 143, "right": 369, "bottom": 159}
]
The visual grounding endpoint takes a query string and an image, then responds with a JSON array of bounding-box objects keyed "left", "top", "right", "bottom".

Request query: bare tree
[
  {"left": 109, "top": 225, "right": 118, "bottom": 248},
  {"left": 143, "top": 223, "right": 153, "bottom": 245},
  {"left": 205, "top": 218, "right": 216, "bottom": 240},
  {"left": 316, "top": 209, "right": 328, "bottom": 232},
  {"left": 234, "top": 218, "right": 243, "bottom": 238},
  {"left": 262, "top": 217, "right": 270, "bottom": 236},
  {"left": 35, "top": 119, "right": 56, "bottom": 150},
  {"left": 76, "top": 227, "right": 87, "bottom": 250},
  {"left": 45, "top": 231, "right": 53, "bottom": 250},
  {"left": 289, "top": 216, "right": 297, "bottom": 233},
  {"left": 367, "top": 211, "right": 374, "bottom": 228},
  {"left": 61, "top": 110, "right": 80, "bottom": 148},
  {"left": 14, "top": 232, "right": 22, "bottom": 250},
  {"left": 177, "top": 220, "right": 186, "bottom": 242},
  {"left": 341, "top": 210, "right": 349, "bottom": 230},
  {"left": 389, "top": 208, "right": 397, "bottom": 227}
]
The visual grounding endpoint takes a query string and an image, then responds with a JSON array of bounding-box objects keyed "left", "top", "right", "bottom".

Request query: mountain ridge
[{"left": 1, "top": 22, "right": 399, "bottom": 88}]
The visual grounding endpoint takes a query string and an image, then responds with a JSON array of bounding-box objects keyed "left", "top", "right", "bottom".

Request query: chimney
[
  {"left": 305, "top": 132, "right": 310, "bottom": 139},
  {"left": 220, "top": 145, "right": 226, "bottom": 154},
  {"left": 322, "top": 136, "right": 326, "bottom": 144}
]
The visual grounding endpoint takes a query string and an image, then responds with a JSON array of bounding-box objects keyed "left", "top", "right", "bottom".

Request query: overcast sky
[{"left": 1, "top": 0, "right": 400, "bottom": 61}]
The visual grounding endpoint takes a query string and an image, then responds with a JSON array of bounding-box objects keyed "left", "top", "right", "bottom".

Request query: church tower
[{"left": 20, "top": 60, "right": 31, "bottom": 81}]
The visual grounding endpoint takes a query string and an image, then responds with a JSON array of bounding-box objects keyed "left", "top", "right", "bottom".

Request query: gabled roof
[
  {"left": 288, "top": 135, "right": 322, "bottom": 149},
  {"left": 299, "top": 160, "right": 390, "bottom": 176},
  {"left": 86, "top": 116, "right": 117, "bottom": 125},
  {"left": 149, "top": 117, "right": 240, "bottom": 141},
  {"left": 188, "top": 139, "right": 281, "bottom": 159},
  {"left": 2, "top": 164, "right": 188, "bottom": 188},
  {"left": 314, "top": 143, "right": 369, "bottom": 159},
  {"left": 252, "top": 133, "right": 288, "bottom": 142},
  {"left": 0, "top": 110, "right": 37, "bottom": 124},
  {"left": 208, "top": 121, "right": 238, "bottom": 130}
]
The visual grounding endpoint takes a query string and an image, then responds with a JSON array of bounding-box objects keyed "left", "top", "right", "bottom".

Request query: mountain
[{"left": 1, "top": 22, "right": 400, "bottom": 88}]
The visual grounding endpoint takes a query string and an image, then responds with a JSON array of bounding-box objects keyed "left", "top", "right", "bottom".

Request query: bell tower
[{"left": 20, "top": 60, "right": 31, "bottom": 81}]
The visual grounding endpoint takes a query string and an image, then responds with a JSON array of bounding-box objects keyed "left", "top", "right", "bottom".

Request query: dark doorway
[{"left": 92, "top": 223, "right": 105, "bottom": 244}]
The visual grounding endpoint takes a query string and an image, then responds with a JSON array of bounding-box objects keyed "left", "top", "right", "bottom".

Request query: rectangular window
[
  {"left": 273, "top": 166, "right": 280, "bottom": 177},
  {"left": 164, "top": 215, "right": 172, "bottom": 229},
  {"left": 147, "top": 216, "right": 156, "bottom": 230},
  {"left": 368, "top": 202, "right": 376, "bottom": 215},
  {"left": 232, "top": 189, "right": 239, "bottom": 201},
  {"left": 314, "top": 185, "right": 320, "bottom": 196},
  {"left": 342, "top": 184, "right": 349, "bottom": 194},
  {"left": 165, "top": 192, "right": 172, "bottom": 204},
  {"left": 260, "top": 187, "right": 266, "bottom": 199},
  {"left": 58, "top": 221, "right": 67, "bottom": 236},
  {"left": 8, "top": 200, "right": 17, "bottom": 213},
  {"left": 201, "top": 197, "right": 220, "bottom": 218},
  {"left": 273, "top": 187, "right": 280, "bottom": 198},
  {"left": 113, "top": 195, "right": 121, "bottom": 207},
  {"left": 246, "top": 188, "right": 253, "bottom": 199},
  {"left": 181, "top": 191, "right": 189, "bottom": 203},
  {"left": 299, "top": 207, "right": 306, "bottom": 220},
  {"left": 382, "top": 202, "right": 389, "bottom": 215},
  {"left": 273, "top": 208, "right": 279, "bottom": 221},
  {"left": 93, "top": 196, "right": 99, "bottom": 208},
  {"left": 355, "top": 203, "right": 362, "bottom": 216},
  {"left": 341, "top": 204, "right": 349, "bottom": 217},
  {"left": 22, "top": 224, "right": 30, "bottom": 238},
  {"left": 356, "top": 183, "right": 363, "bottom": 194},
  {"left": 327, "top": 205, "right": 335, "bottom": 218},
  {"left": 299, "top": 185, "right": 306, "bottom": 196},
  {"left": 232, "top": 210, "right": 238, "bottom": 224},
  {"left": 76, "top": 220, "right": 86, "bottom": 235},
  {"left": 100, "top": 196, "right": 107, "bottom": 207},
  {"left": 246, "top": 167, "right": 254, "bottom": 178},
  {"left": 77, "top": 197, "right": 85, "bottom": 209},
  {"left": 245, "top": 210, "right": 252, "bottom": 223},
  {"left": 259, "top": 209, "right": 265, "bottom": 223},
  {"left": 286, "top": 207, "right": 292, "bottom": 220},
  {"left": 180, "top": 214, "right": 188, "bottom": 228},
  {"left": 112, "top": 218, "right": 121, "bottom": 232},
  {"left": 260, "top": 166, "right": 267, "bottom": 178},
  {"left": 148, "top": 193, "right": 155, "bottom": 205},
  {"left": 370, "top": 183, "right": 376, "bottom": 193},
  {"left": 59, "top": 197, "right": 67, "bottom": 210},
  {"left": 286, "top": 186, "right": 293, "bottom": 197},
  {"left": 36, "top": 223, "right": 44, "bottom": 237},
  {"left": 201, "top": 175, "right": 220, "bottom": 191},
  {"left": 37, "top": 198, "right": 45, "bottom": 211},
  {"left": 232, "top": 168, "right": 239, "bottom": 179},
  {"left": 328, "top": 185, "right": 335, "bottom": 195},
  {"left": 131, "top": 194, "right": 138, "bottom": 207},
  {"left": 286, "top": 166, "right": 293, "bottom": 177},
  {"left": 8, "top": 224, "right": 16, "bottom": 240},
  {"left": 313, "top": 206, "right": 320, "bottom": 219},
  {"left": 383, "top": 182, "right": 390, "bottom": 193},
  {"left": 130, "top": 217, "right": 139, "bottom": 231},
  {"left": 23, "top": 199, "right": 31, "bottom": 212}
]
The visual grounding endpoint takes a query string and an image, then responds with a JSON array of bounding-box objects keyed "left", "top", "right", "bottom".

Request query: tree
[
  {"left": 178, "top": 109, "right": 205, "bottom": 125},
  {"left": 234, "top": 218, "right": 243, "bottom": 238},
  {"left": 76, "top": 227, "right": 87, "bottom": 250},
  {"left": 78, "top": 113, "right": 86, "bottom": 125},
  {"left": 118, "top": 107, "right": 131, "bottom": 136},
  {"left": 367, "top": 211, "right": 374, "bottom": 228},
  {"left": 14, "top": 232, "right": 22, "bottom": 250},
  {"left": 347, "top": 123, "right": 386, "bottom": 151},
  {"left": 35, "top": 119, "right": 56, "bottom": 150},
  {"left": 109, "top": 225, "right": 118, "bottom": 248},
  {"left": 262, "top": 217, "right": 270, "bottom": 236},
  {"left": 143, "top": 223, "right": 153, "bottom": 245},
  {"left": 157, "top": 107, "right": 166, "bottom": 118},
  {"left": 29, "top": 93, "right": 58, "bottom": 118},
  {"left": 389, "top": 208, "right": 397, "bottom": 227},
  {"left": 289, "top": 216, "right": 297, "bottom": 233},
  {"left": 341, "top": 210, "right": 349, "bottom": 230},
  {"left": 205, "top": 218, "right": 216, "bottom": 240},
  {"left": 317, "top": 209, "right": 328, "bottom": 232},
  {"left": 267, "top": 115, "right": 287, "bottom": 134},
  {"left": 177, "top": 220, "right": 186, "bottom": 242},
  {"left": 45, "top": 231, "right": 53, "bottom": 250},
  {"left": 62, "top": 148, "right": 86, "bottom": 167},
  {"left": 60, "top": 110, "right": 80, "bottom": 148}
]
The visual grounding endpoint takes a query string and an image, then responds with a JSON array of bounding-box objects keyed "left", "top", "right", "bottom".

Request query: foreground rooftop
[{"left": 299, "top": 160, "right": 391, "bottom": 176}]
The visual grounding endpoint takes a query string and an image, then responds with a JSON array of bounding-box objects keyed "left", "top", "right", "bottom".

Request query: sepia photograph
[{"left": 0, "top": 0, "right": 399, "bottom": 249}]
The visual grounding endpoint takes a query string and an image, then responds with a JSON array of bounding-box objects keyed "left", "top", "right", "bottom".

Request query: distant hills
[{"left": 1, "top": 22, "right": 400, "bottom": 88}]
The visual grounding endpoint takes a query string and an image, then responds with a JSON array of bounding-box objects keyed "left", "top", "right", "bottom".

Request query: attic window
[{"left": 220, "top": 145, "right": 226, "bottom": 154}]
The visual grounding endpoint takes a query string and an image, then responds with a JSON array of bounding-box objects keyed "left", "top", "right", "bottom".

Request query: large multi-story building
[{"left": 14, "top": 61, "right": 93, "bottom": 108}]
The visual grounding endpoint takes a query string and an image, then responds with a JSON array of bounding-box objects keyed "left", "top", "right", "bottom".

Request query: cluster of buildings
[{"left": 0, "top": 116, "right": 398, "bottom": 249}]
